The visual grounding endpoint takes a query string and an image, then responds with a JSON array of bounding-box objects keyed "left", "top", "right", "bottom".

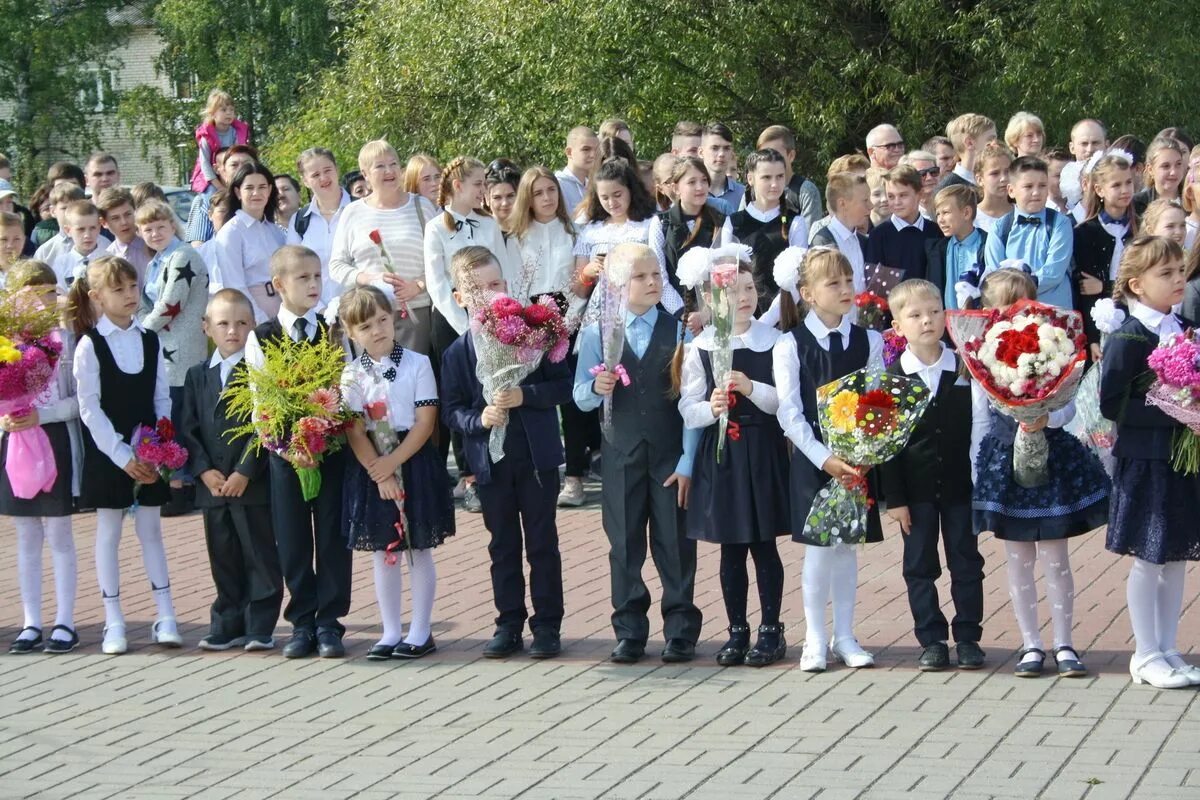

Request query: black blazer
[
  {"left": 924, "top": 229, "right": 988, "bottom": 298},
  {"left": 440, "top": 331, "right": 573, "bottom": 485},
  {"left": 1072, "top": 217, "right": 1130, "bottom": 346},
  {"left": 179, "top": 359, "right": 269, "bottom": 507},
  {"left": 1099, "top": 314, "right": 1193, "bottom": 461},
  {"left": 935, "top": 172, "right": 975, "bottom": 194}
]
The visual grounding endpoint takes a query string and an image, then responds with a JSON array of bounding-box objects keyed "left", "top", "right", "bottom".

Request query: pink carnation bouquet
[
  {"left": 132, "top": 418, "right": 189, "bottom": 499},
  {"left": 472, "top": 293, "right": 571, "bottom": 461},
  {"left": 1144, "top": 329, "right": 1200, "bottom": 473}
]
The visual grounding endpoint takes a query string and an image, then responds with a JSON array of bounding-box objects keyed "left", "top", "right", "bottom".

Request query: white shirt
[
  {"left": 743, "top": 202, "right": 810, "bottom": 247},
  {"left": 678, "top": 321, "right": 779, "bottom": 429},
  {"left": 286, "top": 190, "right": 353, "bottom": 308},
  {"left": 1071, "top": 203, "right": 1088, "bottom": 226},
  {"left": 106, "top": 236, "right": 151, "bottom": 287},
  {"left": 898, "top": 343, "right": 957, "bottom": 395},
  {"left": 890, "top": 214, "right": 926, "bottom": 232},
  {"left": 425, "top": 210, "right": 514, "bottom": 335},
  {"left": 1186, "top": 218, "right": 1199, "bottom": 253},
  {"left": 52, "top": 245, "right": 100, "bottom": 290},
  {"left": 952, "top": 164, "right": 976, "bottom": 185},
  {"left": 516, "top": 218, "right": 577, "bottom": 298},
  {"left": 74, "top": 316, "right": 171, "bottom": 470},
  {"left": 773, "top": 311, "right": 883, "bottom": 469},
  {"left": 34, "top": 232, "right": 72, "bottom": 266},
  {"left": 649, "top": 213, "right": 736, "bottom": 273},
  {"left": 974, "top": 210, "right": 1002, "bottom": 234},
  {"left": 213, "top": 210, "right": 286, "bottom": 323},
  {"left": 1100, "top": 218, "right": 1130, "bottom": 280},
  {"left": 1129, "top": 298, "right": 1184, "bottom": 339},
  {"left": 244, "top": 306, "right": 322, "bottom": 370},
  {"left": 209, "top": 348, "right": 245, "bottom": 388},
  {"left": 199, "top": 238, "right": 221, "bottom": 295},
  {"left": 826, "top": 216, "right": 866, "bottom": 292},
  {"left": 340, "top": 347, "right": 438, "bottom": 432},
  {"left": 572, "top": 218, "right": 684, "bottom": 318}
]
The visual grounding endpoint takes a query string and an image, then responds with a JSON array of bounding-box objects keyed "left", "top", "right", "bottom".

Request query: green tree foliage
[
  {"left": 265, "top": 0, "right": 1199, "bottom": 180},
  {"left": 0, "top": 0, "right": 129, "bottom": 193}
]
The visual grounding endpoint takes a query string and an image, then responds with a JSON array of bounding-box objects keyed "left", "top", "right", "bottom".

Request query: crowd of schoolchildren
[{"left": 2, "top": 88, "right": 1198, "bottom": 690}]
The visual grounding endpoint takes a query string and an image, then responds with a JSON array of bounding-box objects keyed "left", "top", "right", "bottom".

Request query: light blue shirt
[
  {"left": 573, "top": 306, "right": 700, "bottom": 477},
  {"left": 983, "top": 207, "right": 1074, "bottom": 309},
  {"left": 708, "top": 177, "right": 746, "bottom": 216},
  {"left": 144, "top": 236, "right": 181, "bottom": 304},
  {"left": 944, "top": 227, "right": 983, "bottom": 310}
]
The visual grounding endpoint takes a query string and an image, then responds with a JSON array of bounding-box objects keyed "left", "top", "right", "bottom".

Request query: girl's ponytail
[
  {"left": 778, "top": 289, "right": 802, "bottom": 331},
  {"left": 67, "top": 274, "right": 95, "bottom": 336},
  {"left": 669, "top": 330, "right": 685, "bottom": 398},
  {"left": 439, "top": 156, "right": 485, "bottom": 232}
]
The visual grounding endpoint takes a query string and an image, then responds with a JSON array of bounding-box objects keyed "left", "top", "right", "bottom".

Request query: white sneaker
[
  {"left": 153, "top": 618, "right": 183, "bottom": 648},
  {"left": 101, "top": 624, "right": 128, "bottom": 655},
  {"left": 800, "top": 642, "right": 827, "bottom": 672},
  {"left": 831, "top": 637, "right": 875, "bottom": 668},
  {"left": 1163, "top": 650, "right": 1200, "bottom": 686},
  {"left": 452, "top": 478, "right": 467, "bottom": 500},
  {"left": 1130, "top": 652, "right": 1191, "bottom": 689},
  {"left": 244, "top": 635, "right": 275, "bottom": 651},
  {"left": 557, "top": 478, "right": 585, "bottom": 507}
]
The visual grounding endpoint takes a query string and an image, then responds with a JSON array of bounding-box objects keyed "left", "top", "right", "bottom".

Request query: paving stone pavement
[{"left": 0, "top": 480, "right": 1197, "bottom": 799}]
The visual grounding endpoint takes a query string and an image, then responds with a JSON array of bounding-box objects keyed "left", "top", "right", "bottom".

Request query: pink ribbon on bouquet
[{"left": 589, "top": 363, "right": 631, "bottom": 386}]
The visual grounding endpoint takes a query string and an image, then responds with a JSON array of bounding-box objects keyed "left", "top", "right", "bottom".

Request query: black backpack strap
[{"left": 294, "top": 207, "right": 313, "bottom": 239}]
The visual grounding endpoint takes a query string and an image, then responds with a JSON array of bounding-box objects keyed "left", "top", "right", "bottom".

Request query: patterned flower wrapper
[
  {"left": 706, "top": 259, "right": 739, "bottom": 462},
  {"left": 802, "top": 369, "right": 932, "bottom": 544},
  {"left": 947, "top": 300, "right": 1087, "bottom": 488},
  {"left": 363, "top": 381, "right": 411, "bottom": 565},
  {"left": 1143, "top": 330, "right": 1200, "bottom": 474},
  {"left": 598, "top": 275, "right": 627, "bottom": 441},
  {"left": 1073, "top": 365, "right": 1115, "bottom": 475}
]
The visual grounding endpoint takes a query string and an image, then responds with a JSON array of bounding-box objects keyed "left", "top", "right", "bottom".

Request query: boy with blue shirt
[
  {"left": 574, "top": 243, "right": 702, "bottom": 665},
  {"left": 927, "top": 185, "right": 988, "bottom": 309},
  {"left": 441, "top": 245, "right": 571, "bottom": 660},
  {"left": 983, "top": 156, "right": 1074, "bottom": 309},
  {"left": 702, "top": 123, "right": 745, "bottom": 214}
]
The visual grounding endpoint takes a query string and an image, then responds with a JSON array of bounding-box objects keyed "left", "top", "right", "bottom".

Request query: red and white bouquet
[
  {"left": 948, "top": 299, "right": 1088, "bottom": 487},
  {"left": 472, "top": 294, "right": 571, "bottom": 461},
  {"left": 1144, "top": 329, "right": 1200, "bottom": 473}
]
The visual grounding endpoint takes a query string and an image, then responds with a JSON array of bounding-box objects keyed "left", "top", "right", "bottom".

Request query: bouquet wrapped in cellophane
[
  {"left": 802, "top": 369, "right": 932, "bottom": 544},
  {"left": 1144, "top": 328, "right": 1200, "bottom": 474},
  {"left": 223, "top": 335, "right": 354, "bottom": 501},
  {"left": 594, "top": 275, "right": 629, "bottom": 440},
  {"left": 947, "top": 299, "right": 1087, "bottom": 488},
  {"left": 361, "top": 377, "right": 410, "bottom": 563}
]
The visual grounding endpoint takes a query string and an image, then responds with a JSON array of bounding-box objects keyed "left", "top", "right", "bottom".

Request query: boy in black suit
[
  {"left": 881, "top": 280, "right": 985, "bottom": 672},
  {"left": 865, "top": 165, "right": 942, "bottom": 281},
  {"left": 927, "top": 185, "right": 988, "bottom": 309},
  {"left": 181, "top": 289, "right": 282, "bottom": 651},
  {"left": 441, "top": 245, "right": 572, "bottom": 660}
]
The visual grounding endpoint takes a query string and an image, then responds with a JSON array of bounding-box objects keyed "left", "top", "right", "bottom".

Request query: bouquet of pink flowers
[
  {"left": 472, "top": 294, "right": 571, "bottom": 461},
  {"left": 0, "top": 288, "right": 66, "bottom": 498},
  {"left": 881, "top": 329, "right": 907, "bottom": 367},
  {"left": 132, "top": 418, "right": 189, "bottom": 498},
  {"left": 948, "top": 299, "right": 1088, "bottom": 487},
  {"left": 1144, "top": 329, "right": 1200, "bottom": 474}
]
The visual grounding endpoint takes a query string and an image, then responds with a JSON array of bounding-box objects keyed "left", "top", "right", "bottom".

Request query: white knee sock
[
  {"left": 1005, "top": 541, "right": 1042, "bottom": 653},
  {"left": 1157, "top": 561, "right": 1187, "bottom": 658},
  {"left": 134, "top": 506, "right": 174, "bottom": 620},
  {"left": 1038, "top": 540, "right": 1075, "bottom": 650},
  {"left": 43, "top": 516, "right": 76, "bottom": 635},
  {"left": 1127, "top": 558, "right": 1163, "bottom": 659},
  {"left": 373, "top": 552, "right": 404, "bottom": 646},
  {"left": 14, "top": 518, "right": 45, "bottom": 635},
  {"left": 95, "top": 508, "right": 125, "bottom": 628},
  {"left": 830, "top": 544, "right": 859, "bottom": 643},
  {"left": 403, "top": 549, "right": 437, "bottom": 645},
  {"left": 802, "top": 545, "right": 833, "bottom": 648}
]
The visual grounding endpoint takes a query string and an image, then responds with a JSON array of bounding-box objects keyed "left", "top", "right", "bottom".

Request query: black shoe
[
  {"left": 483, "top": 630, "right": 522, "bottom": 658},
  {"left": 42, "top": 625, "right": 79, "bottom": 654},
  {"left": 198, "top": 633, "right": 247, "bottom": 651},
  {"left": 744, "top": 624, "right": 787, "bottom": 667},
  {"left": 919, "top": 642, "right": 951, "bottom": 672},
  {"left": 1014, "top": 647, "right": 1045, "bottom": 677},
  {"left": 956, "top": 641, "right": 986, "bottom": 670},
  {"left": 661, "top": 638, "right": 696, "bottom": 663},
  {"left": 529, "top": 629, "right": 562, "bottom": 659},
  {"left": 8, "top": 627, "right": 42, "bottom": 654},
  {"left": 160, "top": 485, "right": 195, "bottom": 518},
  {"left": 317, "top": 630, "right": 345, "bottom": 658},
  {"left": 610, "top": 639, "right": 645, "bottom": 664},
  {"left": 393, "top": 636, "right": 438, "bottom": 659},
  {"left": 282, "top": 629, "right": 317, "bottom": 659},
  {"left": 716, "top": 625, "right": 752, "bottom": 666},
  {"left": 367, "top": 642, "right": 397, "bottom": 661},
  {"left": 1054, "top": 645, "right": 1087, "bottom": 677}
]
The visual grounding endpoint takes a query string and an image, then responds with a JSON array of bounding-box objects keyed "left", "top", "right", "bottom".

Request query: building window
[
  {"left": 81, "top": 69, "right": 115, "bottom": 112},
  {"left": 174, "top": 73, "right": 196, "bottom": 101}
]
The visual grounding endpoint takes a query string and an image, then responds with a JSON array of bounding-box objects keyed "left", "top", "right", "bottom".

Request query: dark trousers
[
  {"left": 476, "top": 458, "right": 564, "bottom": 634},
  {"left": 601, "top": 440, "right": 702, "bottom": 644},
  {"left": 430, "top": 309, "right": 470, "bottom": 479},
  {"left": 562, "top": 341, "right": 600, "bottom": 478},
  {"left": 202, "top": 502, "right": 283, "bottom": 638},
  {"left": 268, "top": 450, "right": 352, "bottom": 636},
  {"left": 168, "top": 385, "right": 192, "bottom": 483},
  {"left": 903, "top": 501, "right": 985, "bottom": 646}
]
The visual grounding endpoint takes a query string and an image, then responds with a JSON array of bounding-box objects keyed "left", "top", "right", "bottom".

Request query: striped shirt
[{"left": 329, "top": 195, "right": 434, "bottom": 305}]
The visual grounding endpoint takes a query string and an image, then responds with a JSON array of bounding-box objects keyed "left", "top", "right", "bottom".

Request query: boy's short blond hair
[
  {"left": 606, "top": 242, "right": 656, "bottom": 288},
  {"left": 49, "top": 183, "right": 85, "bottom": 207},
  {"left": 134, "top": 198, "right": 178, "bottom": 228},
  {"left": 946, "top": 113, "right": 996, "bottom": 155},
  {"left": 934, "top": 184, "right": 979, "bottom": 215},
  {"left": 825, "top": 173, "right": 866, "bottom": 211},
  {"left": 65, "top": 200, "right": 99, "bottom": 224},
  {"left": 888, "top": 279, "right": 943, "bottom": 316},
  {"left": 865, "top": 166, "right": 889, "bottom": 191},
  {"left": 449, "top": 245, "right": 499, "bottom": 293},
  {"left": 269, "top": 244, "right": 320, "bottom": 279},
  {"left": 826, "top": 153, "right": 870, "bottom": 180},
  {"left": 0, "top": 211, "right": 23, "bottom": 230},
  {"left": 206, "top": 287, "right": 255, "bottom": 319}
]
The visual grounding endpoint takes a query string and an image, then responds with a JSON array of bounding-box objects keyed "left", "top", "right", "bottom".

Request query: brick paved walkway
[{"left": 0, "top": 482, "right": 1197, "bottom": 799}]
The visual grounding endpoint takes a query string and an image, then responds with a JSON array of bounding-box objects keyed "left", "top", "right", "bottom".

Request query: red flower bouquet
[
  {"left": 855, "top": 292, "right": 889, "bottom": 330},
  {"left": 133, "top": 417, "right": 189, "bottom": 482}
]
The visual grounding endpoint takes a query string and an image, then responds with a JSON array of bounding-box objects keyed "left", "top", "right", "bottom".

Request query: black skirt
[
  {"left": 343, "top": 438, "right": 456, "bottom": 552},
  {"left": 688, "top": 421, "right": 790, "bottom": 543},
  {"left": 1107, "top": 458, "right": 1200, "bottom": 564},
  {"left": 0, "top": 422, "right": 73, "bottom": 517}
]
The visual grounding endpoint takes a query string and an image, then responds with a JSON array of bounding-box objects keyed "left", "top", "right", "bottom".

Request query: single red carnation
[{"left": 368, "top": 229, "right": 383, "bottom": 246}]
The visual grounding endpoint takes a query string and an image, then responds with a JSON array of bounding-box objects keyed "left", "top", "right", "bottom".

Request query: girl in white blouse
[
  {"left": 510, "top": 166, "right": 578, "bottom": 302},
  {"left": 213, "top": 163, "right": 286, "bottom": 323}
]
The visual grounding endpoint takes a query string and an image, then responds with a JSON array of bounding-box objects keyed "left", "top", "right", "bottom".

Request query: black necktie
[
  {"left": 828, "top": 329, "right": 844, "bottom": 357},
  {"left": 1017, "top": 215, "right": 1041, "bottom": 227},
  {"left": 293, "top": 317, "right": 309, "bottom": 341}
]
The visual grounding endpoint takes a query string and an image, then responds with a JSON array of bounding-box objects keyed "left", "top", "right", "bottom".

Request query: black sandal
[
  {"left": 744, "top": 624, "right": 787, "bottom": 668},
  {"left": 8, "top": 627, "right": 42, "bottom": 654},
  {"left": 1014, "top": 647, "right": 1045, "bottom": 677},
  {"left": 716, "top": 625, "right": 751, "bottom": 666},
  {"left": 43, "top": 625, "right": 79, "bottom": 654},
  {"left": 1054, "top": 646, "right": 1087, "bottom": 677}
]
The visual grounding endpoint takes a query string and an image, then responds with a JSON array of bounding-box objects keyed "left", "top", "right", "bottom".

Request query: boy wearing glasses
[{"left": 936, "top": 113, "right": 997, "bottom": 192}]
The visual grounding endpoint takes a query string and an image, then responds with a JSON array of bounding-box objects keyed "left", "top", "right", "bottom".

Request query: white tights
[
  {"left": 372, "top": 549, "right": 437, "bottom": 647},
  {"left": 94, "top": 507, "right": 175, "bottom": 628},
  {"left": 802, "top": 544, "right": 859, "bottom": 648},
  {"left": 1005, "top": 540, "right": 1075, "bottom": 656},
  {"left": 14, "top": 516, "right": 76, "bottom": 641},
  {"left": 1127, "top": 558, "right": 1188, "bottom": 664}
]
